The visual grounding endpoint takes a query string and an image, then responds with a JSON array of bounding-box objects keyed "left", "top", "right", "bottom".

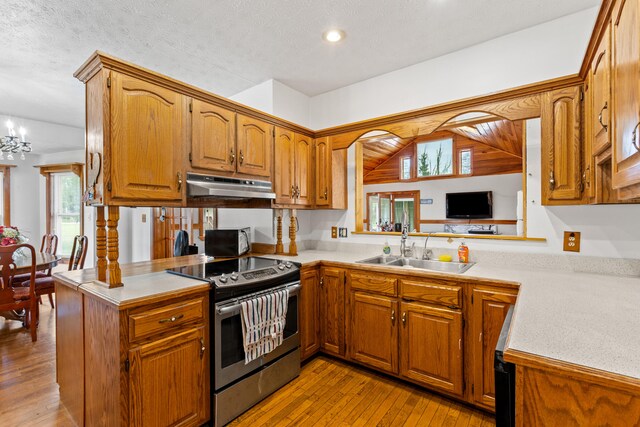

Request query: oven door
[{"left": 214, "top": 282, "right": 300, "bottom": 391}]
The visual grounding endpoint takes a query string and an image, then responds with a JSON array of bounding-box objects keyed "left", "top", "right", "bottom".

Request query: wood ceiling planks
[{"left": 449, "top": 120, "right": 523, "bottom": 158}]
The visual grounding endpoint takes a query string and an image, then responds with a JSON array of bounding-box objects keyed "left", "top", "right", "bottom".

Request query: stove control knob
[
  {"left": 285, "top": 262, "right": 293, "bottom": 269},
  {"left": 230, "top": 272, "right": 239, "bottom": 281},
  {"left": 277, "top": 264, "right": 285, "bottom": 271},
  {"left": 219, "top": 274, "right": 228, "bottom": 284}
]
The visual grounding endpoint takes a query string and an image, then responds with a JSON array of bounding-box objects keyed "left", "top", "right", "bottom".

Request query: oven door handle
[{"left": 216, "top": 283, "right": 301, "bottom": 315}]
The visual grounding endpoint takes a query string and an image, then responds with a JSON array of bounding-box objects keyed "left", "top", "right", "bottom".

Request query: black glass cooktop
[{"left": 167, "top": 257, "right": 280, "bottom": 280}]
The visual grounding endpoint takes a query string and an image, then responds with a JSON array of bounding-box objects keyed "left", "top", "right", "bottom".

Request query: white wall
[
  {"left": 364, "top": 173, "right": 522, "bottom": 233},
  {"left": 230, "top": 79, "right": 311, "bottom": 128},
  {"left": 308, "top": 7, "right": 599, "bottom": 129},
  {"left": 4, "top": 154, "right": 42, "bottom": 242}
]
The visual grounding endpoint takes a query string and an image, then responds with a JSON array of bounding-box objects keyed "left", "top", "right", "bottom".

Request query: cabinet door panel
[
  {"left": 274, "top": 127, "right": 296, "bottom": 204},
  {"left": 592, "top": 25, "right": 611, "bottom": 156},
  {"left": 320, "top": 267, "right": 345, "bottom": 356},
  {"left": 191, "top": 100, "right": 236, "bottom": 172},
  {"left": 295, "top": 134, "right": 313, "bottom": 206},
  {"left": 349, "top": 292, "right": 398, "bottom": 374},
  {"left": 612, "top": 0, "right": 640, "bottom": 192},
  {"left": 236, "top": 114, "right": 273, "bottom": 177},
  {"left": 471, "top": 288, "right": 517, "bottom": 409},
  {"left": 541, "top": 86, "right": 584, "bottom": 205},
  {"left": 300, "top": 268, "right": 320, "bottom": 360},
  {"left": 129, "top": 327, "right": 207, "bottom": 426},
  {"left": 110, "top": 72, "right": 185, "bottom": 201},
  {"left": 399, "top": 301, "right": 462, "bottom": 395},
  {"left": 314, "top": 137, "right": 331, "bottom": 206}
]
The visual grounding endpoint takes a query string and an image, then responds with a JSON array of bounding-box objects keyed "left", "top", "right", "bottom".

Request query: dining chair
[
  {"left": 0, "top": 244, "right": 38, "bottom": 342},
  {"left": 12, "top": 233, "right": 59, "bottom": 284},
  {"left": 20, "top": 235, "right": 87, "bottom": 310}
]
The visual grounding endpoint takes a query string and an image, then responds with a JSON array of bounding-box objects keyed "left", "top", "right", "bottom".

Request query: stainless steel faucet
[
  {"left": 400, "top": 225, "right": 415, "bottom": 258},
  {"left": 422, "top": 233, "right": 433, "bottom": 260}
]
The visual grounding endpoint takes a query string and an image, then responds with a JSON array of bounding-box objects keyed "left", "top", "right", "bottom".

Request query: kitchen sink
[{"left": 356, "top": 255, "right": 475, "bottom": 274}]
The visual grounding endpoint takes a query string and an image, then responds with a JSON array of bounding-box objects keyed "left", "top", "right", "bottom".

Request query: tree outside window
[{"left": 417, "top": 138, "right": 453, "bottom": 177}]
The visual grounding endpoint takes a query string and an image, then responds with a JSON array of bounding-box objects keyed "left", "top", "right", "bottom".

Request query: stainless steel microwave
[{"left": 205, "top": 228, "right": 251, "bottom": 257}]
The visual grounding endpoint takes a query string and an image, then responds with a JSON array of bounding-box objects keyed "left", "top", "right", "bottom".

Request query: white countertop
[{"left": 271, "top": 250, "right": 640, "bottom": 380}]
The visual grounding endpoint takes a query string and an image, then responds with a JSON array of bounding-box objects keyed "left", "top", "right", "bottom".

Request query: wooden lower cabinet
[
  {"left": 320, "top": 267, "right": 346, "bottom": 356},
  {"left": 349, "top": 291, "right": 398, "bottom": 373},
  {"left": 300, "top": 267, "right": 321, "bottom": 360},
  {"left": 399, "top": 301, "right": 463, "bottom": 396},
  {"left": 470, "top": 286, "right": 517, "bottom": 409},
  {"left": 129, "top": 327, "right": 207, "bottom": 426}
]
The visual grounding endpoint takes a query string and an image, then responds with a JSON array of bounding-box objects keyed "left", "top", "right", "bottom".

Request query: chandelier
[{"left": 1, "top": 120, "right": 32, "bottom": 160}]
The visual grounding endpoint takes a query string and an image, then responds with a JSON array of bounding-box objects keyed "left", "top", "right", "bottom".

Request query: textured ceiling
[{"left": 1, "top": 0, "right": 599, "bottom": 131}]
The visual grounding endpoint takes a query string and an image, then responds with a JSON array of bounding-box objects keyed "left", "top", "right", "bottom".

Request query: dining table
[{"left": 0, "top": 252, "right": 62, "bottom": 322}]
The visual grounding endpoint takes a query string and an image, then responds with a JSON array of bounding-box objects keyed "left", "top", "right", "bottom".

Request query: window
[
  {"left": 0, "top": 165, "right": 13, "bottom": 225},
  {"left": 51, "top": 172, "right": 81, "bottom": 256},
  {"left": 459, "top": 149, "right": 472, "bottom": 175},
  {"left": 366, "top": 191, "right": 420, "bottom": 232},
  {"left": 400, "top": 157, "right": 412, "bottom": 180},
  {"left": 416, "top": 138, "right": 453, "bottom": 177},
  {"left": 40, "top": 164, "right": 83, "bottom": 258}
]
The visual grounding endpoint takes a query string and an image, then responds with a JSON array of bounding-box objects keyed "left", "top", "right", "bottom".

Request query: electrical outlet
[
  {"left": 141, "top": 213, "right": 147, "bottom": 223},
  {"left": 331, "top": 227, "right": 338, "bottom": 239},
  {"left": 339, "top": 227, "right": 348, "bottom": 238},
  {"left": 563, "top": 231, "right": 581, "bottom": 252}
]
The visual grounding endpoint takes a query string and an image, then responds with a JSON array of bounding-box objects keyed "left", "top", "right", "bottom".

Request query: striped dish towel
[{"left": 240, "top": 288, "right": 289, "bottom": 364}]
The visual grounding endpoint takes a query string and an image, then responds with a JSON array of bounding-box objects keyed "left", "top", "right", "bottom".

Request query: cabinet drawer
[
  {"left": 129, "top": 297, "right": 205, "bottom": 341},
  {"left": 349, "top": 271, "right": 397, "bottom": 296},
  {"left": 400, "top": 279, "right": 461, "bottom": 308}
]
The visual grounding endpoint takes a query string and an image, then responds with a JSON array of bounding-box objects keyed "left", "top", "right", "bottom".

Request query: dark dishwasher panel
[{"left": 495, "top": 305, "right": 515, "bottom": 427}]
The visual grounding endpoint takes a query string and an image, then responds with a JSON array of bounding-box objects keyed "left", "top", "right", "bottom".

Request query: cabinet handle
[
  {"left": 200, "top": 337, "right": 205, "bottom": 359},
  {"left": 239, "top": 150, "right": 244, "bottom": 165},
  {"left": 177, "top": 172, "right": 183, "bottom": 191},
  {"left": 632, "top": 122, "right": 640, "bottom": 152},
  {"left": 479, "top": 332, "right": 483, "bottom": 343},
  {"left": 598, "top": 102, "right": 608, "bottom": 132},
  {"left": 549, "top": 171, "right": 555, "bottom": 191},
  {"left": 401, "top": 312, "right": 406, "bottom": 325},
  {"left": 324, "top": 187, "right": 328, "bottom": 200},
  {"left": 320, "top": 276, "right": 324, "bottom": 286},
  {"left": 229, "top": 149, "right": 235, "bottom": 164},
  {"left": 291, "top": 185, "right": 296, "bottom": 197},
  {"left": 391, "top": 310, "right": 396, "bottom": 324},
  {"left": 158, "top": 313, "right": 184, "bottom": 324},
  {"left": 459, "top": 338, "right": 462, "bottom": 350},
  {"left": 295, "top": 185, "right": 300, "bottom": 198}
]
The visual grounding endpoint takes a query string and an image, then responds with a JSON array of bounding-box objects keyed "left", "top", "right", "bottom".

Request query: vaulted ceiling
[
  {"left": 361, "top": 119, "right": 524, "bottom": 178},
  {"left": 1, "top": 0, "right": 599, "bottom": 130}
]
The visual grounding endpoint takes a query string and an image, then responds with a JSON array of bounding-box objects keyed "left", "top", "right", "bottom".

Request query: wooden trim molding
[
  {"left": 578, "top": 0, "right": 616, "bottom": 79},
  {"left": 37, "top": 163, "right": 85, "bottom": 237},
  {"left": 74, "top": 51, "right": 314, "bottom": 137},
  {"left": 0, "top": 164, "right": 15, "bottom": 225}
]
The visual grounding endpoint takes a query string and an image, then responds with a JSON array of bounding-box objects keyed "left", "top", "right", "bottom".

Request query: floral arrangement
[{"left": 0, "top": 226, "right": 27, "bottom": 246}]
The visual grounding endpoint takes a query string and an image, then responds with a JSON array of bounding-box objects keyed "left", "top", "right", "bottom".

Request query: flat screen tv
[{"left": 446, "top": 191, "right": 493, "bottom": 219}]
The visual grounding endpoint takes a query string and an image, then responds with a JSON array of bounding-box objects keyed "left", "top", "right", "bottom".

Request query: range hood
[{"left": 186, "top": 173, "right": 276, "bottom": 201}]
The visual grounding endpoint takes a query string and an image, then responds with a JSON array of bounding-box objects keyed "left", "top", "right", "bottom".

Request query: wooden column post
[
  {"left": 95, "top": 206, "right": 107, "bottom": 282},
  {"left": 275, "top": 209, "right": 284, "bottom": 255},
  {"left": 288, "top": 209, "right": 297, "bottom": 256},
  {"left": 106, "top": 206, "right": 123, "bottom": 288}
]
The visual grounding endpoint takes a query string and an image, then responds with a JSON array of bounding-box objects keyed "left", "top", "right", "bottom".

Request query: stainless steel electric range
[{"left": 167, "top": 257, "right": 301, "bottom": 426}]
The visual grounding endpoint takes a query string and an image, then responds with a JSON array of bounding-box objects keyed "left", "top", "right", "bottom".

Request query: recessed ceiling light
[{"left": 323, "top": 29, "right": 345, "bottom": 43}]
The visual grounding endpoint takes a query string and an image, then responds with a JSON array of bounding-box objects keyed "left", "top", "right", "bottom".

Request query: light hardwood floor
[{"left": 0, "top": 299, "right": 494, "bottom": 426}]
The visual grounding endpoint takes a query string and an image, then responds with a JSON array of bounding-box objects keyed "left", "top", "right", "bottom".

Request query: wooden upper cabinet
[
  {"left": 294, "top": 134, "right": 313, "bottom": 206},
  {"left": 109, "top": 71, "right": 186, "bottom": 202},
  {"left": 191, "top": 99, "right": 236, "bottom": 173},
  {"left": 470, "top": 287, "right": 517, "bottom": 410},
  {"left": 274, "top": 127, "right": 296, "bottom": 204},
  {"left": 320, "top": 267, "right": 345, "bottom": 357},
  {"left": 300, "top": 268, "right": 321, "bottom": 360},
  {"left": 541, "top": 86, "right": 585, "bottom": 205},
  {"left": 399, "top": 301, "right": 463, "bottom": 396},
  {"left": 314, "top": 137, "right": 331, "bottom": 206},
  {"left": 592, "top": 24, "right": 612, "bottom": 156},
  {"left": 129, "top": 327, "right": 208, "bottom": 426},
  {"left": 236, "top": 114, "right": 273, "bottom": 177},
  {"left": 349, "top": 292, "right": 399, "bottom": 374},
  {"left": 612, "top": 0, "right": 640, "bottom": 194}
]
